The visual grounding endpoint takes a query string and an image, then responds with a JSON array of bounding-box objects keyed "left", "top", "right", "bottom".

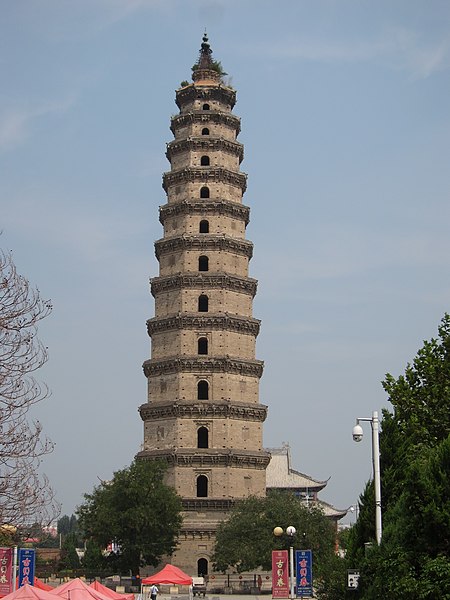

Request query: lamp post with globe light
[
  {"left": 273, "top": 525, "right": 296, "bottom": 598},
  {"left": 352, "top": 410, "right": 382, "bottom": 544},
  {"left": 348, "top": 504, "right": 359, "bottom": 523}
]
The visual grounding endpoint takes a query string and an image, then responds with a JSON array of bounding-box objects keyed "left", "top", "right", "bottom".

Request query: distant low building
[{"left": 265, "top": 444, "right": 346, "bottom": 525}]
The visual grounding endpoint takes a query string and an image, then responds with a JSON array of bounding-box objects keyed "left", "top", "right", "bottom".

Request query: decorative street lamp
[
  {"left": 273, "top": 525, "right": 296, "bottom": 598},
  {"left": 348, "top": 504, "right": 359, "bottom": 523},
  {"left": 352, "top": 410, "right": 382, "bottom": 544}
]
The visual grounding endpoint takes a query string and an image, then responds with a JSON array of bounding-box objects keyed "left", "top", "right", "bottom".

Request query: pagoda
[{"left": 138, "top": 35, "right": 270, "bottom": 576}]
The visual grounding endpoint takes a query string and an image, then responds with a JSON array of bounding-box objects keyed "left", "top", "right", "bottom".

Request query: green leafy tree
[
  {"left": 382, "top": 314, "right": 450, "bottom": 446},
  {"left": 58, "top": 532, "right": 80, "bottom": 570},
  {"left": 77, "top": 459, "right": 182, "bottom": 575},
  {"left": 212, "top": 491, "right": 341, "bottom": 597},
  {"left": 69, "top": 514, "right": 79, "bottom": 534},
  {"left": 83, "top": 538, "right": 105, "bottom": 572},
  {"left": 363, "top": 436, "right": 450, "bottom": 598},
  {"left": 57, "top": 515, "right": 70, "bottom": 536},
  {"left": 58, "top": 513, "right": 82, "bottom": 546},
  {"left": 347, "top": 315, "right": 450, "bottom": 597}
]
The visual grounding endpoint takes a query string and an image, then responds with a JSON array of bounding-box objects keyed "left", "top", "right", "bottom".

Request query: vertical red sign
[
  {"left": 0, "top": 548, "right": 13, "bottom": 596},
  {"left": 272, "top": 550, "right": 289, "bottom": 598}
]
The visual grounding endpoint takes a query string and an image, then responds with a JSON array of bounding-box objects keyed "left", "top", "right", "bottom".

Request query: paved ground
[{"left": 155, "top": 596, "right": 271, "bottom": 600}]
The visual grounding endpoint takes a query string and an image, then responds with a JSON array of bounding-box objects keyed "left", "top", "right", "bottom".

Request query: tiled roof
[
  {"left": 265, "top": 444, "right": 347, "bottom": 521},
  {"left": 318, "top": 499, "right": 347, "bottom": 519},
  {"left": 265, "top": 445, "right": 327, "bottom": 492}
]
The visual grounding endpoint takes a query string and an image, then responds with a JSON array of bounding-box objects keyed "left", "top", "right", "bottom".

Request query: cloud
[
  {"left": 241, "top": 26, "right": 450, "bottom": 79},
  {"left": 0, "top": 96, "right": 75, "bottom": 152},
  {"left": 7, "top": 199, "right": 147, "bottom": 264},
  {"left": 254, "top": 223, "right": 450, "bottom": 295},
  {"left": 11, "top": 0, "right": 168, "bottom": 41},
  {"left": 384, "top": 25, "right": 450, "bottom": 79},
  {"left": 82, "top": 0, "right": 166, "bottom": 29}
]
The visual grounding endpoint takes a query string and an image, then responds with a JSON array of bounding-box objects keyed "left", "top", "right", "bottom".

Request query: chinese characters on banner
[
  {"left": 0, "top": 548, "right": 13, "bottom": 596},
  {"left": 271, "top": 550, "right": 289, "bottom": 598},
  {"left": 295, "top": 550, "right": 313, "bottom": 598},
  {"left": 18, "top": 548, "right": 35, "bottom": 588}
]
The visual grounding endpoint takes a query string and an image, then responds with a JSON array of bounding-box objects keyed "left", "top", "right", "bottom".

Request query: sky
[{"left": 1, "top": 0, "right": 450, "bottom": 526}]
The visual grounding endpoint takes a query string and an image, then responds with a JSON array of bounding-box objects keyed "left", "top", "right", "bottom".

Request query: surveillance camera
[{"left": 352, "top": 424, "right": 363, "bottom": 442}]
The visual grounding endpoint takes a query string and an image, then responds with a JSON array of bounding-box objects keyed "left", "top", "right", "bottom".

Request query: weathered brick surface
[
  {"left": 143, "top": 419, "right": 264, "bottom": 453},
  {"left": 146, "top": 372, "right": 261, "bottom": 403},
  {"left": 154, "top": 289, "right": 254, "bottom": 317},
  {"left": 164, "top": 214, "right": 246, "bottom": 237},
  {"left": 139, "top": 57, "right": 267, "bottom": 575},
  {"left": 150, "top": 329, "right": 257, "bottom": 360}
]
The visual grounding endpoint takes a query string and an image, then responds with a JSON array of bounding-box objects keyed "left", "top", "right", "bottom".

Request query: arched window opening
[
  {"left": 199, "top": 220, "right": 209, "bottom": 233},
  {"left": 198, "top": 255, "right": 209, "bottom": 272},
  {"left": 200, "top": 155, "right": 210, "bottom": 166},
  {"left": 196, "top": 475, "right": 208, "bottom": 497},
  {"left": 197, "top": 558, "right": 208, "bottom": 577},
  {"left": 197, "top": 427, "right": 209, "bottom": 449},
  {"left": 202, "top": 103, "right": 210, "bottom": 111},
  {"left": 198, "top": 337, "right": 208, "bottom": 355},
  {"left": 198, "top": 295, "right": 209, "bottom": 312},
  {"left": 200, "top": 186, "right": 210, "bottom": 198},
  {"left": 201, "top": 128, "right": 209, "bottom": 136},
  {"left": 197, "top": 380, "right": 209, "bottom": 400}
]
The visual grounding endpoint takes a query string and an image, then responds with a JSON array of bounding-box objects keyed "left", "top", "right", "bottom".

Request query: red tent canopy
[
  {"left": 89, "top": 581, "right": 133, "bottom": 600},
  {"left": 12, "top": 579, "right": 52, "bottom": 593},
  {"left": 50, "top": 578, "right": 114, "bottom": 600},
  {"left": 141, "top": 565, "right": 192, "bottom": 585},
  {"left": 32, "top": 581, "right": 52, "bottom": 593},
  {"left": 0, "top": 584, "right": 55, "bottom": 600}
]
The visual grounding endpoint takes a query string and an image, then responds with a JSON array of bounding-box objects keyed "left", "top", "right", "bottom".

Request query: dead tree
[{"left": 0, "top": 249, "right": 60, "bottom": 530}]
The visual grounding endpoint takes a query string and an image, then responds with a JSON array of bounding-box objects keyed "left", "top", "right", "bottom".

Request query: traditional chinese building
[
  {"left": 137, "top": 35, "right": 270, "bottom": 576},
  {"left": 266, "top": 444, "right": 346, "bottom": 527}
]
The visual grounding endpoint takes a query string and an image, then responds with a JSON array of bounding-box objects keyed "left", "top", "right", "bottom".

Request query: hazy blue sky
[{"left": 2, "top": 0, "right": 450, "bottom": 525}]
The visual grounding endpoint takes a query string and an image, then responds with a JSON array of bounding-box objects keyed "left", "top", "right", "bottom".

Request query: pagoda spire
[
  {"left": 192, "top": 32, "right": 222, "bottom": 84},
  {"left": 197, "top": 32, "right": 213, "bottom": 70}
]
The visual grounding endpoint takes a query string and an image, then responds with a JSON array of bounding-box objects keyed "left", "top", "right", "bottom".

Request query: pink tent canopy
[
  {"left": 31, "top": 581, "right": 52, "bottom": 593},
  {"left": 141, "top": 564, "right": 192, "bottom": 586},
  {"left": 0, "top": 584, "right": 56, "bottom": 600},
  {"left": 89, "top": 581, "right": 133, "bottom": 600},
  {"left": 13, "top": 579, "right": 52, "bottom": 593},
  {"left": 50, "top": 579, "right": 115, "bottom": 600}
]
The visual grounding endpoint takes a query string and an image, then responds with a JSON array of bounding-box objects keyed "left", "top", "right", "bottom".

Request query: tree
[
  {"left": 57, "top": 515, "right": 71, "bottom": 536},
  {"left": 347, "top": 315, "right": 450, "bottom": 597},
  {"left": 212, "top": 491, "right": 340, "bottom": 596},
  {"left": 0, "top": 249, "right": 59, "bottom": 530},
  {"left": 77, "top": 459, "right": 182, "bottom": 575},
  {"left": 57, "top": 514, "right": 82, "bottom": 546},
  {"left": 58, "top": 532, "right": 80, "bottom": 571},
  {"left": 379, "top": 314, "right": 450, "bottom": 517},
  {"left": 83, "top": 538, "right": 105, "bottom": 572},
  {"left": 367, "top": 435, "right": 450, "bottom": 598}
]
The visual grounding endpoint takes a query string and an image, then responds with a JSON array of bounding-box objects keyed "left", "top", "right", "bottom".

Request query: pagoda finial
[
  {"left": 192, "top": 32, "right": 223, "bottom": 83},
  {"left": 198, "top": 31, "right": 213, "bottom": 70}
]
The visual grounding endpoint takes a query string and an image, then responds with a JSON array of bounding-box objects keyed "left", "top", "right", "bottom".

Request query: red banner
[
  {"left": 272, "top": 550, "right": 289, "bottom": 598},
  {"left": 0, "top": 548, "right": 13, "bottom": 596}
]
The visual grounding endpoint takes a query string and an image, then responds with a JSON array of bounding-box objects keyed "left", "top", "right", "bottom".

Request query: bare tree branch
[{"left": 0, "top": 249, "right": 60, "bottom": 529}]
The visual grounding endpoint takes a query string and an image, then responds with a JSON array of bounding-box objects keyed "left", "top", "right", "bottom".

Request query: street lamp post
[
  {"left": 348, "top": 504, "right": 359, "bottom": 523},
  {"left": 273, "top": 525, "right": 296, "bottom": 598},
  {"left": 352, "top": 410, "right": 382, "bottom": 544}
]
